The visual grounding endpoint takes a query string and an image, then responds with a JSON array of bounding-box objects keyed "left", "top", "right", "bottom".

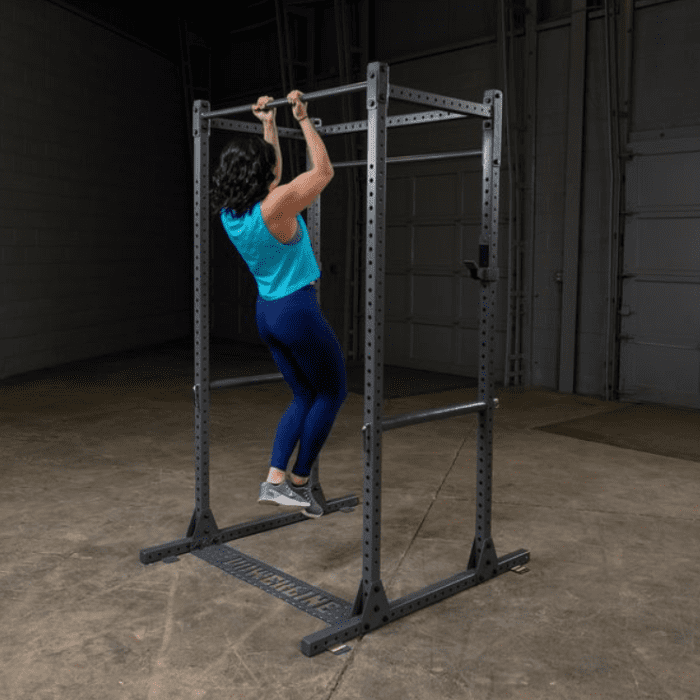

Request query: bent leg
[{"left": 256, "top": 286, "right": 348, "bottom": 479}]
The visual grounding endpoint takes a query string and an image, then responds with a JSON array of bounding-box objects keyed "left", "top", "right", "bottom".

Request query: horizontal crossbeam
[
  {"left": 139, "top": 493, "right": 359, "bottom": 565},
  {"left": 210, "top": 118, "right": 307, "bottom": 140},
  {"left": 389, "top": 85, "right": 490, "bottom": 117},
  {"left": 316, "top": 109, "right": 469, "bottom": 135},
  {"left": 210, "top": 110, "right": 469, "bottom": 137},
  {"left": 301, "top": 548, "right": 531, "bottom": 656},
  {"left": 333, "top": 148, "right": 482, "bottom": 169}
]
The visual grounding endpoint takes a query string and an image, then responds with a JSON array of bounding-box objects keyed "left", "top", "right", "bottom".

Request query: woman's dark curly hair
[{"left": 210, "top": 135, "right": 276, "bottom": 218}]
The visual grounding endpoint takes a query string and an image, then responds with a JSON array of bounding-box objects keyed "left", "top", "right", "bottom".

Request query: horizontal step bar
[
  {"left": 210, "top": 373, "right": 284, "bottom": 391},
  {"left": 381, "top": 398, "right": 499, "bottom": 432},
  {"left": 202, "top": 81, "right": 368, "bottom": 119},
  {"left": 209, "top": 376, "right": 498, "bottom": 430},
  {"left": 333, "top": 148, "right": 482, "bottom": 169}
]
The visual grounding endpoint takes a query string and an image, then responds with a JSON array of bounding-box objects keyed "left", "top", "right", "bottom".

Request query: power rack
[{"left": 139, "top": 61, "right": 530, "bottom": 657}]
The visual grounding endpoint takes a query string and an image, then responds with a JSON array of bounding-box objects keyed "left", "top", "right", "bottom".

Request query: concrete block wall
[{"left": 0, "top": 0, "right": 191, "bottom": 381}]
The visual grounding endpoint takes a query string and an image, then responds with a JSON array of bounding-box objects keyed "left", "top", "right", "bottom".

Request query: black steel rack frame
[{"left": 139, "top": 61, "right": 530, "bottom": 657}]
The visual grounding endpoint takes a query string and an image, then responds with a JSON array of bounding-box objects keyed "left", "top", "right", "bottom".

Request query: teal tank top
[{"left": 220, "top": 202, "right": 321, "bottom": 301}]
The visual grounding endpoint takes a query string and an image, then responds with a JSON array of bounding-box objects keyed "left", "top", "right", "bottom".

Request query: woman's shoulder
[{"left": 260, "top": 196, "right": 298, "bottom": 243}]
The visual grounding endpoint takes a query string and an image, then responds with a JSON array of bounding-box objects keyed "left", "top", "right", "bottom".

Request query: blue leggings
[{"left": 256, "top": 284, "right": 348, "bottom": 478}]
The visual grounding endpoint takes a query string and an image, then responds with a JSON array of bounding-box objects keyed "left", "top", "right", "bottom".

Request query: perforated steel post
[
  {"left": 190, "top": 100, "right": 219, "bottom": 543},
  {"left": 468, "top": 90, "right": 503, "bottom": 580},
  {"left": 353, "top": 62, "right": 391, "bottom": 621},
  {"left": 306, "top": 120, "right": 323, "bottom": 498},
  {"left": 307, "top": 119, "right": 323, "bottom": 304}
]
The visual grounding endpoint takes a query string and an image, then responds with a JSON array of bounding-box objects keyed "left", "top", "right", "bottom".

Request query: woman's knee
[{"left": 317, "top": 384, "right": 347, "bottom": 409}]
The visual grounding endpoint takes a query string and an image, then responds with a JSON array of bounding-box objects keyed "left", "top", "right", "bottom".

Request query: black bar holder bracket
[{"left": 139, "top": 63, "right": 530, "bottom": 658}]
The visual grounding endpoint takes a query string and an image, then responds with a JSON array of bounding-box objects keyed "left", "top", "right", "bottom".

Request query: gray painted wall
[
  {"left": 0, "top": 0, "right": 191, "bottom": 379},
  {"left": 1, "top": 0, "right": 698, "bottom": 410},
  {"left": 376, "top": 0, "right": 700, "bottom": 408}
]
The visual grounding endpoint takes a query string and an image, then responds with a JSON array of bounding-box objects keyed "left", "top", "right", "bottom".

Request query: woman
[{"left": 210, "top": 91, "right": 348, "bottom": 519}]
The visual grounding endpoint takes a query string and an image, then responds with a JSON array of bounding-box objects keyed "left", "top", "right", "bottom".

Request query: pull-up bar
[{"left": 201, "top": 81, "right": 369, "bottom": 119}]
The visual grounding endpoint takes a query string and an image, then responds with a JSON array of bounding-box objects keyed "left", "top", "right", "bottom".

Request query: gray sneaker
[
  {"left": 289, "top": 482, "right": 324, "bottom": 519},
  {"left": 258, "top": 481, "right": 311, "bottom": 508}
]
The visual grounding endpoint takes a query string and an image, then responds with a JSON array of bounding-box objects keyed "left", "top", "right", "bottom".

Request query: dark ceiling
[{"left": 48, "top": 0, "right": 339, "bottom": 62}]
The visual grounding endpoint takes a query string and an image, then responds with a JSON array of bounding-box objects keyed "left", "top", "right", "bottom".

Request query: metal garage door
[
  {"left": 383, "top": 159, "right": 498, "bottom": 377},
  {"left": 619, "top": 129, "right": 700, "bottom": 409}
]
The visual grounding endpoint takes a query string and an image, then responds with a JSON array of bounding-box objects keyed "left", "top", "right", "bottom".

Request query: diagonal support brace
[
  {"left": 186, "top": 507, "right": 221, "bottom": 550},
  {"left": 468, "top": 537, "right": 500, "bottom": 583},
  {"left": 351, "top": 579, "right": 392, "bottom": 628}
]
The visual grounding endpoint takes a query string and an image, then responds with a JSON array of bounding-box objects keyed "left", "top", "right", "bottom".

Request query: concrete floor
[{"left": 1, "top": 340, "right": 698, "bottom": 700}]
